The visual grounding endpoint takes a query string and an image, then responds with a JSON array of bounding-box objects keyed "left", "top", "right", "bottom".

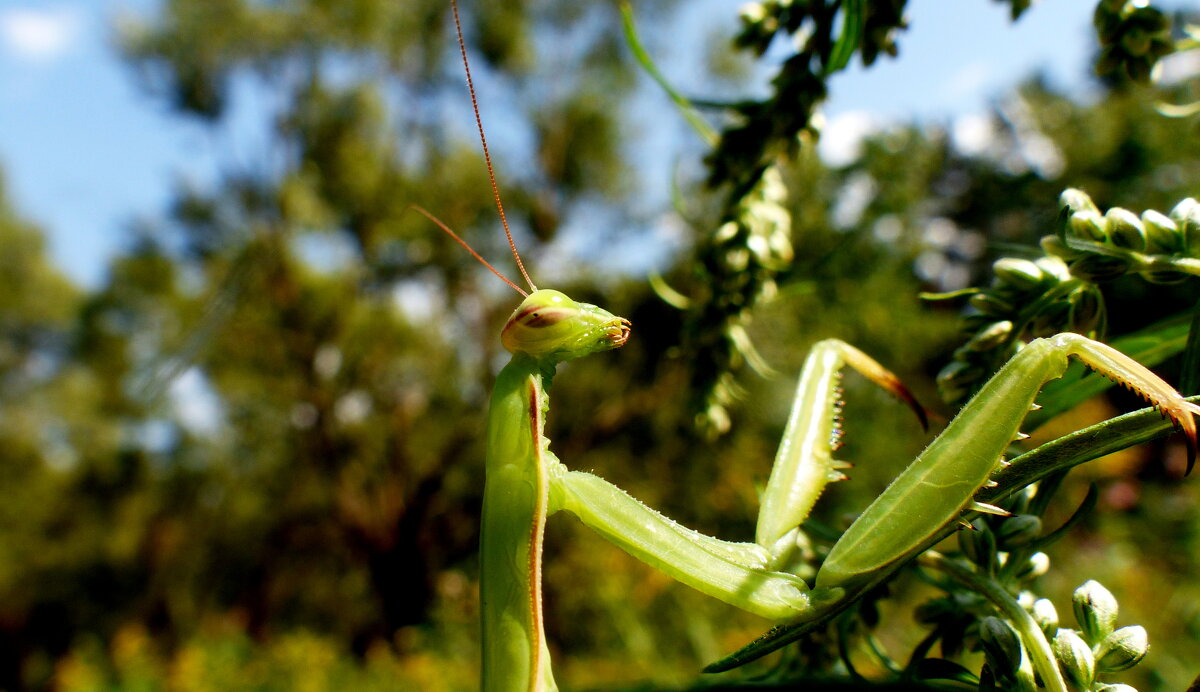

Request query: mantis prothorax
[{"left": 425, "top": 3, "right": 1200, "bottom": 690}]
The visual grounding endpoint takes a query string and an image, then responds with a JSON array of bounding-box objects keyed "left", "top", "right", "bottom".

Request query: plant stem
[{"left": 917, "top": 551, "right": 1066, "bottom": 692}]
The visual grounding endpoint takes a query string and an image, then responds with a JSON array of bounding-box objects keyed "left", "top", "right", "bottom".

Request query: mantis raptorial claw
[
  {"left": 755, "top": 339, "right": 927, "bottom": 550},
  {"left": 816, "top": 333, "right": 1199, "bottom": 592}
]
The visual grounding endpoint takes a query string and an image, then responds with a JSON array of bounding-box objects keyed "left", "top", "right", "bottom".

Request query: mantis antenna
[
  {"left": 408, "top": 204, "right": 528, "bottom": 297},
  {"left": 450, "top": 0, "right": 538, "bottom": 295}
]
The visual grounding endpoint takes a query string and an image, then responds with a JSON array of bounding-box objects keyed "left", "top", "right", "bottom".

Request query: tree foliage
[{"left": 0, "top": 1, "right": 1197, "bottom": 690}]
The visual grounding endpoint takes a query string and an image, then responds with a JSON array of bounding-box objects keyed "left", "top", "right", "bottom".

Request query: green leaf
[
  {"left": 1179, "top": 298, "right": 1200, "bottom": 395},
  {"left": 826, "top": 0, "right": 864, "bottom": 74},
  {"left": 620, "top": 2, "right": 717, "bottom": 146},
  {"left": 911, "top": 657, "right": 979, "bottom": 684},
  {"left": 1027, "top": 484, "right": 1098, "bottom": 552},
  {"left": 984, "top": 396, "right": 1200, "bottom": 502}
]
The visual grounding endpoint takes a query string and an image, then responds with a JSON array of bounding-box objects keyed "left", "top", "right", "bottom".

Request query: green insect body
[
  {"left": 478, "top": 290, "right": 1199, "bottom": 691},
  {"left": 437, "top": 5, "right": 1200, "bottom": 687},
  {"left": 480, "top": 355, "right": 553, "bottom": 691},
  {"left": 481, "top": 293, "right": 925, "bottom": 690}
]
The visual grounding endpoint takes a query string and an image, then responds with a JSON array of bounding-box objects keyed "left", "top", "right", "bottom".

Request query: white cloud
[
  {"left": 169, "top": 368, "right": 225, "bottom": 437},
  {"left": 0, "top": 7, "right": 82, "bottom": 63},
  {"left": 831, "top": 171, "right": 877, "bottom": 229},
  {"left": 818, "top": 111, "right": 879, "bottom": 167},
  {"left": 952, "top": 113, "right": 995, "bottom": 156}
]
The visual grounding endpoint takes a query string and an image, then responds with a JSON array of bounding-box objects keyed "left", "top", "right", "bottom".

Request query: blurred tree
[{"left": 0, "top": 1, "right": 1195, "bottom": 690}]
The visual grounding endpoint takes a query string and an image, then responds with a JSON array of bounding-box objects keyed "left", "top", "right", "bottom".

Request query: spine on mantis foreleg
[
  {"left": 817, "top": 333, "right": 1200, "bottom": 590},
  {"left": 481, "top": 354, "right": 558, "bottom": 692}
]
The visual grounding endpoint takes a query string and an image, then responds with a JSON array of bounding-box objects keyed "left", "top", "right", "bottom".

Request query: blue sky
[{"left": 0, "top": 0, "right": 1184, "bottom": 288}]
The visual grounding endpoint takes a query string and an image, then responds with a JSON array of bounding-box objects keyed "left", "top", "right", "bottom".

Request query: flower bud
[
  {"left": 1121, "top": 29, "right": 1151, "bottom": 57},
  {"left": 1129, "top": 4, "right": 1169, "bottom": 31},
  {"left": 1053, "top": 628, "right": 1095, "bottom": 691},
  {"left": 969, "top": 292, "right": 1015, "bottom": 317},
  {"left": 1034, "top": 255, "right": 1071, "bottom": 282},
  {"left": 1073, "top": 580, "right": 1119, "bottom": 645},
  {"left": 997, "top": 514, "right": 1041, "bottom": 548},
  {"left": 1094, "top": 684, "right": 1138, "bottom": 692},
  {"left": 937, "top": 360, "right": 982, "bottom": 402},
  {"left": 1060, "top": 188, "right": 1098, "bottom": 215},
  {"left": 1140, "top": 210, "right": 1180, "bottom": 254},
  {"left": 1139, "top": 269, "right": 1190, "bottom": 285},
  {"left": 1095, "top": 45, "right": 1121, "bottom": 76},
  {"left": 1030, "top": 302, "right": 1069, "bottom": 338},
  {"left": 937, "top": 360, "right": 982, "bottom": 388},
  {"left": 1126, "top": 56, "right": 1152, "bottom": 83},
  {"left": 725, "top": 247, "right": 750, "bottom": 271},
  {"left": 1105, "top": 208, "right": 1146, "bottom": 251},
  {"left": 1170, "top": 197, "right": 1200, "bottom": 255},
  {"left": 980, "top": 617, "right": 1024, "bottom": 684},
  {"left": 1041, "top": 234, "right": 1084, "bottom": 260},
  {"left": 1094, "top": 3, "right": 1122, "bottom": 38},
  {"left": 958, "top": 518, "right": 996, "bottom": 569},
  {"left": 1033, "top": 598, "right": 1059, "bottom": 638},
  {"left": 739, "top": 2, "right": 767, "bottom": 23},
  {"left": 994, "top": 258, "right": 1046, "bottom": 291},
  {"left": 1096, "top": 625, "right": 1148, "bottom": 672},
  {"left": 1169, "top": 197, "right": 1198, "bottom": 224},
  {"left": 1070, "top": 254, "right": 1130, "bottom": 282},
  {"left": 1015, "top": 551, "right": 1050, "bottom": 581},
  {"left": 714, "top": 221, "right": 739, "bottom": 243},
  {"left": 1068, "top": 287, "right": 1103, "bottom": 334},
  {"left": 1007, "top": 485, "right": 1036, "bottom": 515},
  {"left": 1068, "top": 210, "right": 1107, "bottom": 242},
  {"left": 965, "top": 321, "right": 1013, "bottom": 352}
]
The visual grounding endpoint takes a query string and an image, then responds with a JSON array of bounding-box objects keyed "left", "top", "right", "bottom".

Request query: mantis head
[
  {"left": 416, "top": 4, "right": 629, "bottom": 367},
  {"left": 501, "top": 289, "right": 631, "bottom": 362}
]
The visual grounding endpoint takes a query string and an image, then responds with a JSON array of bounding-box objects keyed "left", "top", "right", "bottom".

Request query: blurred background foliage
[{"left": 1, "top": 0, "right": 1199, "bottom": 689}]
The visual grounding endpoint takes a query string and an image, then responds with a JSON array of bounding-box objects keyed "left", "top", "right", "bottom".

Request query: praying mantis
[{"left": 428, "top": 3, "right": 1200, "bottom": 690}]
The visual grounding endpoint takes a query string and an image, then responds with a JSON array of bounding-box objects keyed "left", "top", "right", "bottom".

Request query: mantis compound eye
[{"left": 501, "top": 289, "right": 630, "bottom": 360}]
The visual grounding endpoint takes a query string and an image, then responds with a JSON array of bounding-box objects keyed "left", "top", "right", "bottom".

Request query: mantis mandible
[{"left": 425, "top": 3, "right": 1200, "bottom": 689}]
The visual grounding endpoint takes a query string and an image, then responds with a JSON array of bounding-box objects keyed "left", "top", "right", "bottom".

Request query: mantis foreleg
[
  {"left": 756, "top": 340, "right": 926, "bottom": 555},
  {"left": 549, "top": 469, "right": 823, "bottom": 621},
  {"left": 817, "top": 333, "right": 1200, "bottom": 590}
]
